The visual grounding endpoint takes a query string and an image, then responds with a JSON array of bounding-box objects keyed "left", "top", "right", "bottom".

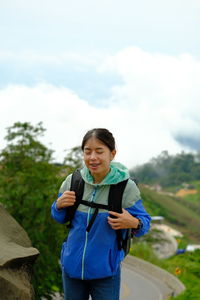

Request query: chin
[{"left": 90, "top": 169, "right": 99, "bottom": 174}]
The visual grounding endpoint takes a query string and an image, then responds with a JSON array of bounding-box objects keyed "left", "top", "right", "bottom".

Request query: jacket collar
[{"left": 80, "top": 162, "right": 130, "bottom": 186}]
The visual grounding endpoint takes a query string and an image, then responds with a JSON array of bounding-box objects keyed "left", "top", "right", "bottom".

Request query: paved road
[{"left": 121, "top": 262, "right": 171, "bottom": 300}]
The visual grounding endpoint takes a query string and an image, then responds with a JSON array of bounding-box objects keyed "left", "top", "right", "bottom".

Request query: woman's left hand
[{"left": 107, "top": 209, "right": 139, "bottom": 230}]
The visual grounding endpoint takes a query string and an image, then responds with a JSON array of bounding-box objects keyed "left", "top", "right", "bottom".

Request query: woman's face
[{"left": 83, "top": 136, "right": 116, "bottom": 182}]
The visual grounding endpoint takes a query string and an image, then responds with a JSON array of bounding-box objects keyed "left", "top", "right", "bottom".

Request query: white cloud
[
  {"left": 100, "top": 47, "right": 200, "bottom": 137},
  {"left": 0, "top": 84, "right": 124, "bottom": 162},
  {"left": 1, "top": 47, "right": 200, "bottom": 168},
  {"left": 0, "top": 84, "right": 182, "bottom": 169}
]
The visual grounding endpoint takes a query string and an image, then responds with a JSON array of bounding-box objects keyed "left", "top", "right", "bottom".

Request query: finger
[
  {"left": 65, "top": 197, "right": 76, "bottom": 203},
  {"left": 65, "top": 196, "right": 76, "bottom": 201},
  {"left": 108, "top": 211, "right": 122, "bottom": 217},
  {"left": 67, "top": 191, "right": 76, "bottom": 195},
  {"left": 65, "top": 200, "right": 76, "bottom": 205},
  {"left": 110, "top": 224, "right": 121, "bottom": 230},
  {"left": 107, "top": 217, "right": 119, "bottom": 223},
  {"left": 108, "top": 222, "right": 121, "bottom": 230},
  {"left": 62, "top": 193, "right": 76, "bottom": 201},
  {"left": 57, "top": 197, "right": 76, "bottom": 206},
  {"left": 63, "top": 191, "right": 76, "bottom": 196},
  {"left": 61, "top": 200, "right": 76, "bottom": 208}
]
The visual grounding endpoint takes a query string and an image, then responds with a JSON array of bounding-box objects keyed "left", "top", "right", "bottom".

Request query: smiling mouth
[{"left": 90, "top": 164, "right": 100, "bottom": 168}]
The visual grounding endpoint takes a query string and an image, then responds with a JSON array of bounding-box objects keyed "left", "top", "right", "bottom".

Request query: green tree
[
  {"left": 132, "top": 150, "right": 200, "bottom": 187},
  {"left": 63, "top": 146, "right": 83, "bottom": 171},
  {"left": 130, "top": 162, "right": 159, "bottom": 184},
  {"left": 0, "top": 122, "right": 66, "bottom": 299}
]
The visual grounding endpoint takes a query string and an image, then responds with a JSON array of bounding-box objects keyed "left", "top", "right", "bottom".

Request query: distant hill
[
  {"left": 130, "top": 150, "right": 200, "bottom": 187},
  {"left": 140, "top": 184, "right": 200, "bottom": 242}
]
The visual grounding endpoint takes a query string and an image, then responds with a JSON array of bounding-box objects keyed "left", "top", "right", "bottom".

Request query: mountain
[{"left": 130, "top": 150, "right": 200, "bottom": 187}]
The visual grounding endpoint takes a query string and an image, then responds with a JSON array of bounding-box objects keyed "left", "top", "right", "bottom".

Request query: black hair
[{"left": 81, "top": 128, "right": 116, "bottom": 152}]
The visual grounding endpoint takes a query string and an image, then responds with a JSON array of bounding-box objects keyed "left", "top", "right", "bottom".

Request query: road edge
[{"left": 123, "top": 255, "right": 185, "bottom": 297}]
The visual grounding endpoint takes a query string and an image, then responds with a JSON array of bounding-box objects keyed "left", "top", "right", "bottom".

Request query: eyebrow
[{"left": 84, "top": 147, "right": 104, "bottom": 150}]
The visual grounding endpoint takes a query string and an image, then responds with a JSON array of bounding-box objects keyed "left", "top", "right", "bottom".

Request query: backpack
[{"left": 65, "top": 168, "right": 134, "bottom": 256}]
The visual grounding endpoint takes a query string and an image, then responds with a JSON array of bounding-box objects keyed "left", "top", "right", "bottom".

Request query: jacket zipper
[{"left": 81, "top": 186, "right": 97, "bottom": 280}]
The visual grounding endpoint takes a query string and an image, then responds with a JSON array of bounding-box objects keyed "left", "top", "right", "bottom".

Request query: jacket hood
[{"left": 80, "top": 162, "right": 130, "bottom": 186}]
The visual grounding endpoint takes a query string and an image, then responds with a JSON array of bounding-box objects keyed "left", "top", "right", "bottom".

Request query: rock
[
  {"left": 0, "top": 203, "right": 39, "bottom": 300},
  {"left": 151, "top": 230, "right": 178, "bottom": 259}
]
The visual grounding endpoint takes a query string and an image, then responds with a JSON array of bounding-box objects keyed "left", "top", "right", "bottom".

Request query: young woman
[{"left": 51, "top": 128, "right": 151, "bottom": 300}]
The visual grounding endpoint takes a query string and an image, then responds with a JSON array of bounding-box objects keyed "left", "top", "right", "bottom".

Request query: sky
[{"left": 0, "top": 0, "right": 200, "bottom": 168}]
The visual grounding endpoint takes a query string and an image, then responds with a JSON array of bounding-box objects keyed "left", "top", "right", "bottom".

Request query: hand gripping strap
[
  {"left": 108, "top": 179, "right": 129, "bottom": 250},
  {"left": 65, "top": 168, "right": 85, "bottom": 226}
]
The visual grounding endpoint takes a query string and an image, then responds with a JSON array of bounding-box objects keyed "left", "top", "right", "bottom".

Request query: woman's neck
[
  {"left": 93, "top": 175, "right": 104, "bottom": 184},
  {"left": 92, "top": 169, "right": 110, "bottom": 184}
]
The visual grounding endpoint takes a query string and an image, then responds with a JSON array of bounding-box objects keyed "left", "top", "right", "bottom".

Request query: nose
[{"left": 90, "top": 151, "right": 97, "bottom": 160}]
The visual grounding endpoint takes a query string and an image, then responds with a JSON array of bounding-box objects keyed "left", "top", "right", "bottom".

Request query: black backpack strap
[
  {"left": 67, "top": 169, "right": 110, "bottom": 231},
  {"left": 65, "top": 168, "right": 85, "bottom": 226},
  {"left": 79, "top": 201, "right": 108, "bottom": 232},
  {"left": 108, "top": 179, "right": 129, "bottom": 250},
  {"left": 108, "top": 179, "right": 128, "bottom": 213},
  {"left": 80, "top": 200, "right": 108, "bottom": 210}
]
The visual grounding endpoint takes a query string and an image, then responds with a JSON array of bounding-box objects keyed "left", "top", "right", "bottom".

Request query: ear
[{"left": 110, "top": 149, "right": 116, "bottom": 161}]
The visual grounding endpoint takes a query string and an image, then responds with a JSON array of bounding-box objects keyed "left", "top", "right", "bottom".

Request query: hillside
[
  {"left": 139, "top": 184, "right": 200, "bottom": 242},
  {"left": 133, "top": 184, "right": 200, "bottom": 300}
]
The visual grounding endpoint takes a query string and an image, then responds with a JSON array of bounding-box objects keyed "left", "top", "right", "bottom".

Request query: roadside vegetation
[
  {"left": 130, "top": 183, "right": 200, "bottom": 299},
  {"left": 131, "top": 237, "right": 200, "bottom": 300},
  {"left": 0, "top": 122, "right": 79, "bottom": 299}
]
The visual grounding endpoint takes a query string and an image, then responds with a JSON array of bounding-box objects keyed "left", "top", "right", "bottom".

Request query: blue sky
[{"left": 0, "top": 0, "right": 200, "bottom": 168}]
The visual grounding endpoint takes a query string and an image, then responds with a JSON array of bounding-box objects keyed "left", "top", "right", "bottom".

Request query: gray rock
[{"left": 0, "top": 203, "right": 39, "bottom": 300}]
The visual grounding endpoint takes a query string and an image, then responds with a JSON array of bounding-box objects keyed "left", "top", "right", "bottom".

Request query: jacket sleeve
[
  {"left": 51, "top": 174, "right": 72, "bottom": 224},
  {"left": 126, "top": 199, "right": 151, "bottom": 237},
  {"left": 122, "top": 179, "right": 151, "bottom": 237}
]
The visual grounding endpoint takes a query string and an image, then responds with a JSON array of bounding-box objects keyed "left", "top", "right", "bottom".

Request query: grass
[{"left": 182, "top": 180, "right": 200, "bottom": 203}]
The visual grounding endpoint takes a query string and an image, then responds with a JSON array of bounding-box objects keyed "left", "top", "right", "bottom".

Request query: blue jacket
[{"left": 51, "top": 162, "right": 151, "bottom": 280}]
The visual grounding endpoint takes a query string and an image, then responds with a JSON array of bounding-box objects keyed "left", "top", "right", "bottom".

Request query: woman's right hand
[{"left": 56, "top": 191, "right": 76, "bottom": 210}]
